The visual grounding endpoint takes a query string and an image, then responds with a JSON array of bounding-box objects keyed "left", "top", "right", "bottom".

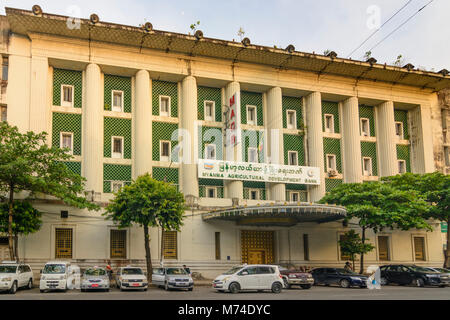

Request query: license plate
[
  {"left": 177, "top": 283, "right": 187, "bottom": 286},
  {"left": 91, "top": 284, "right": 98, "bottom": 288},
  {"left": 132, "top": 283, "right": 140, "bottom": 286}
]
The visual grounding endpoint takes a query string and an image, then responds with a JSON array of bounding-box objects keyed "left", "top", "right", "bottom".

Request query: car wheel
[
  {"left": 380, "top": 277, "right": 389, "bottom": 285},
  {"left": 27, "top": 279, "right": 33, "bottom": 290},
  {"left": 164, "top": 282, "right": 169, "bottom": 291},
  {"left": 9, "top": 281, "right": 17, "bottom": 294},
  {"left": 228, "top": 282, "right": 240, "bottom": 294},
  {"left": 188, "top": 288, "right": 193, "bottom": 291},
  {"left": 415, "top": 278, "right": 425, "bottom": 287},
  {"left": 340, "top": 279, "right": 350, "bottom": 288},
  {"left": 40, "top": 289, "right": 45, "bottom": 293},
  {"left": 300, "top": 284, "right": 312, "bottom": 289},
  {"left": 271, "top": 282, "right": 282, "bottom": 294}
]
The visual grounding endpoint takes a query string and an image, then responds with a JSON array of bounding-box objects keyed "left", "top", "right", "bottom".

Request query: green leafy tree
[
  {"left": 0, "top": 201, "right": 42, "bottom": 259},
  {"left": 320, "top": 181, "right": 431, "bottom": 273},
  {"left": 104, "top": 174, "right": 185, "bottom": 279},
  {"left": 0, "top": 122, "right": 99, "bottom": 260},
  {"left": 338, "top": 230, "right": 375, "bottom": 271},
  {"left": 382, "top": 172, "right": 450, "bottom": 267}
]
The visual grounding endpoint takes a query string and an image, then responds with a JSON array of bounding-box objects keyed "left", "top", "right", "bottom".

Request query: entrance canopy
[{"left": 202, "top": 203, "right": 346, "bottom": 227}]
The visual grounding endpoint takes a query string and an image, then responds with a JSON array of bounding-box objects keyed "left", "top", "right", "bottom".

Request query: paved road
[{"left": 0, "top": 285, "right": 449, "bottom": 300}]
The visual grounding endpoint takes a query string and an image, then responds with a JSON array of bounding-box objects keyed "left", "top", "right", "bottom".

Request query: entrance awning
[{"left": 202, "top": 203, "right": 346, "bottom": 227}]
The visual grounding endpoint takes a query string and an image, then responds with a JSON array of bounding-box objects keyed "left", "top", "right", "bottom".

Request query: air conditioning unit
[{"left": 328, "top": 169, "right": 338, "bottom": 177}]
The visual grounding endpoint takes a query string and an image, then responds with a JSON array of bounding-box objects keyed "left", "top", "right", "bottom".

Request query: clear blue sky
[{"left": 2, "top": 0, "right": 448, "bottom": 71}]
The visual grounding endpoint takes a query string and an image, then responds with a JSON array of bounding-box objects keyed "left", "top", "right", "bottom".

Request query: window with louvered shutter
[
  {"left": 110, "top": 230, "right": 126, "bottom": 259},
  {"left": 378, "top": 236, "right": 390, "bottom": 261},
  {"left": 163, "top": 231, "right": 177, "bottom": 259},
  {"left": 55, "top": 228, "right": 72, "bottom": 259}
]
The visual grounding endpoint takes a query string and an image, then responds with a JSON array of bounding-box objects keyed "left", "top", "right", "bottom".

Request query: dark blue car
[{"left": 311, "top": 268, "right": 368, "bottom": 288}]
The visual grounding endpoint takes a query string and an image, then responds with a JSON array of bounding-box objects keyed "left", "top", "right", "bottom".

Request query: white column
[
  {"left": 376, "top": 101, "right": 397, "bottom": 177},
  {"left": 266, "top": 87, "right": 285, "bottom": 201},
  {"left": 305, "top": 92, "right": 326, "bottom": 202},
  {"left": 180, "top": 76, "right": 199, "bottom": 197},
  {"left": 134, "top": 70, "right": 152, "bottom": 178},
  {"left": 224, "top": 81, "right": 243, "bottom": 200},
  {"left": 410, "top": 104, "right": 435, "bottom": 173},
  {"left": 29, "top": 56, "right": 49, "bottom": 135},
  {"left": 83, "top": 63, "right": 103, "bottom": 192},
  {"left": 342, "top": 97, "right": 363, "bottom": 183}
]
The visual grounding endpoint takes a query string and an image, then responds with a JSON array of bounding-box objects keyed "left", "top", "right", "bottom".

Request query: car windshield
[
  {"left": 0, "top": 266, "right": 17, "bottom": 273},
  {"left": 166, "top": 268, "right": 187, "bottom": 275},
  {"left": 223, "top": 266, "right": 243, "bottom": 275},
  {"left": 336, "top": 268, "right": 358, "bottom": 275},
  {"left": 84, "top": 268, "right": 106, "bottom": 276},
  {"left": 410, "top": 266, "right": 438, "bottom": 273},
  {"left": 122, "top": 268, "right": 143, "bottom": 275},
  {"left": 43, "top": 264, "right": 66, "bottom": 274}
]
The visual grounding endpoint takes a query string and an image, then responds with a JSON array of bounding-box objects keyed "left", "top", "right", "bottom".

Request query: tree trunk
[
  {"left": 143, "top": 225, "right": 152, "bottom": 282},
  {"left": 445, "top": 219, "right": 450, "bottom": 268},
  {"left": 360, "top": 227, "right": 366, "bottom": 274},
  {"left": 351, "top": 255, "right": 355, "bottom": 271},
  {"left": 14, "top": 234, "right": 18, "bottom": 261},
  {"left": 8, "top": 184, "right": 15, "bottom": 261},
  {"left": 160, "top": 229, "right": 165, "bottom": 266}
]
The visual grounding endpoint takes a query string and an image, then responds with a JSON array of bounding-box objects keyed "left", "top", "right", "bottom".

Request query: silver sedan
[{"left": 80, "top": 267, "right": 110, "bottom": 292}]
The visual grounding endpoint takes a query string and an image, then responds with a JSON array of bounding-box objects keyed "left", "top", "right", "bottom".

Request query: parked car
[
  {"left": 278, "top": 266, "right": 314, "bottom": 289},
  {"left": 80, "top": 267, "right": 110, "bottom": 292},
  {"left": 212, "top": 264, "right": 283, "bottom": 294},
  {"left": 115, "top": 266, "right": 148, "bottom": 291},
  {"left": 152, "top": 267, "right": 194, "bottom": 291},
  {"left": 311, "top": 268, "right": 368, "bottom": 288},
  {"left": 0, "top": 261, "right": 34, "bottom": 294},
  {"left": 39, "top": 261, "right": 74, "bottom": 293},
  {"left": 380, "top": 265, "right": 449, "bottom": 287}
]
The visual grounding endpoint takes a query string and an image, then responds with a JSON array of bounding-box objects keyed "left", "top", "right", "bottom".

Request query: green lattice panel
[
  {"left": 322, "top": 101, "right": 340, "bottom": 133},
  {"left": 283, "top": 134, "right": 305, "bottom": 165},
  {"left": 197, "top": 86, "right": 222, "bottom": 122},
  {"left": 152, "top": 122, "right": 179, "bottom": 161},
  {"left": 199, "top": 179, "right": 224, "bottom": 198},
  {"left": 198, "top": 126, "right": 223, "bottom": 160},
  {"left": 325, "top": 179, "right": 343, "bottom": 193},
  {"left": 53, "top": 69, "right": 82, "bottom": 108},
  {"left": 152, "top": 167, "right": 179, "bottom": 184},
  {"left": 394, "top": 109, "right": 409, "bottom": 139},
  {"left": 243, "top": 181, "right": 266, "bottom": 200},
  {"left": 359, "top": 105, "right": 376, "bottom": 137},
  {"left": 285, "top": 184, "right": 307, "bottom": 191},
  {"left": 59, "top": 162, "right": 81, "bottom": 175},
  {"left": 285, "top": 190, "right": 308, "bottom": 202},
  {"left": 199, "top": 186, "right": 224, "bottom": 198},
  {"left": 152, "top": 80, "right": 178, "bottom": 117},
  {"left": 103, "top": 164, "right": 132, "bottom": 193},
  {"left": 52, "top": 112, "right": 82, "bottom": 155},
  {"left": 242, "top": 130, "right": 264, "bottom": 162},
  {"left": 282, "top": 96, "right": 303, "bottom": 129},
  {"left": 361, "top": 141, "right": 378, "bottom": 176},
  {"left": 104, "top": 117, "right": 132, "bottom": 159},
  {"left": 323, "top": 138, "right": 342, "bottom": 173},
  {"left": 241, "top": 91, "right": 263, "bottom": 126},
  {"left": 104, "top": 74, "right": 132, "bottom": 112},
  {"left": 397, "top": 145, "right": 411, "bottom": 172}
]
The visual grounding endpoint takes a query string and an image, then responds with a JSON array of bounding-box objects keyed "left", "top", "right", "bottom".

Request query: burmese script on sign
[{"left": 198, "top": 160, "right": 320, "bottom": 185}]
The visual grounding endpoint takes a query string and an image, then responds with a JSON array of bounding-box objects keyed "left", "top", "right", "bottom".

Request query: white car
[
  {"left": 40, "top": 261, "right": 74, "bottom": 292},
  {"left": 0, "top": 261, "right": 34, "bottom": 294},
  {"left": 212, "top": 264, "right": 283, "bottom": 294},
  {"left": 115, "top": 266, "right": 148, "bottom": 291}
]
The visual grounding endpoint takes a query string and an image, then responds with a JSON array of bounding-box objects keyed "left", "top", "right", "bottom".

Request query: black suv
[{"left": 380, "top": 265, "right": 449, "bottom": 287}]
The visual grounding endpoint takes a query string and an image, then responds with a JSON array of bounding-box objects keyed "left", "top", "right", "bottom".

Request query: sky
[{"left": 1, "top": 0, "right": 449, "bottom": 71}]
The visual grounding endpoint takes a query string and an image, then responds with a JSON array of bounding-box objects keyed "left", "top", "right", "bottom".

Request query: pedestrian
[
  {"left": 106, "top": 264, "right": 114, "bottom": 282},
  {"left": 183, "top": 264, "right": 191, "bottom": 275},
  {"left": 344, "top": 262, "right": 353, "bottom": 272}
]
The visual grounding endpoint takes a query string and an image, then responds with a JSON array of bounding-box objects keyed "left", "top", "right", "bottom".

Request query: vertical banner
[{"left": 225, "top": 90, "right": 241, "bottom": 162}]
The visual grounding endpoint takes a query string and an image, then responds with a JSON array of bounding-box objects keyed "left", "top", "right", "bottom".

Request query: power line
[
  {"left": 347, "top": 0, "right": 414, "bottom": 58},
  {"left": 366, "top": 0, "right": 435, "bottom": 54}
]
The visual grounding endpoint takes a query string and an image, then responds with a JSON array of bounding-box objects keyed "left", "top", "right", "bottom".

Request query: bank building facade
[{"left": 0, "top": 6, "right": 449, "bottom": 278}]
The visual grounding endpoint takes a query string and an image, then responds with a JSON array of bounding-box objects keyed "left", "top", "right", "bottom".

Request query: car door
[
  {"left": 325, "top": 268, "right": 340, "bottom": 285},
  {"left": 238, "top": 266, "right": 259, "bottom": 290},
  {"left": 152, "top": 268, "right": 165, "bottom": 286},
  {"left": 399, "top": 266, "right": 414, "bottom": 285},
  {"left": 18, "top": 265, "right": 28, "bottom": 287},
  {"left": 386, "top": 266, "right": 402, "bottom": 284},
  {"left": 256, "top": 266, "right": 274, "bottom": 289},
  {"left": 116, "top": 269, "right": 121, "bottom": 286},
  {"left": 312, "top": 269, "right": 325, "bottom": 284}
]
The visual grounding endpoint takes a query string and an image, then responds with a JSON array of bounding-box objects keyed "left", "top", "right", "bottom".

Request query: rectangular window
[
  {"left": 326, "top": 154, "right": 337, "bottom": 172},
  {"left": 287, "top": 110, "right": 296, "bottom": 129},
  {"left": 112, "top": 136, "right": 124, "bottom": 159},
  {"left": 303, "top": 234, "right": 309, "bottom": 261},
  {"left": 249, "top": 189, "right": 259, "bottom": 200},
  {"left": 206, "top": 187, "right": 216, "bottom": 198},
  {"left": 248, "top": 147, "right": 258, "bottom": 163},
  {"left": 0, "top": 106, "right": 6, "bottom": 122},
  {"left": 204, "top": 101, "right": 215, "bottom": 122},
  {"left": 362, "top": 157, "right": 373, "bottom": 176},
  {"left": 339, "top": 234, "right": 351, "bottom": 261},
  {"left": 2, "top": 56, "right": 8, "bottom": 81},
  {"left": 414, "top": 237, "right": 426, "bottom": 261},
  {"left": 60, "top": 132, "right": 73, "bottom": 154},
  {"left": 61, "top": 85, "right": 74, "bottom": 107},
  {"left": 360, "top": 118, "right": 370, "bottom": 137},
  {"left": 159, "top": 96, "right": 171, "bottom": 117},
  {"left": 290, "top": 191, "right": 300, "bottom": 202},
  {"left": 247, "top": 105, "right": 256, "bottom": 125},
  {"left": 378, "top": 236, "right": 390, "bottom": 261},
  {"left": 444, "top": 146, "right": 450, "bottom": 167},
  {"left": 111, "top": 181, "right": 124, "bottom": 193},
  {"left": 163, "top": 231, "right": 177, "bottom": 259},
  {"left": 398, "top": 160, "right": 406, "bottom": 174},
  {"left": 215, "top": 232, "right": 221, "bottom": 260},
  {"left": 55, "top": 228, "right": 73, "bottom": 259},
  {"left": 160, "top": 141, "right": 171, "bottom": 162},
  {"left": 110, "top": 229, "right": 127, "bottom": 259},
  {"left": 324, "top": 114, "right": 335, "bottom": 133},
  {"left": 395, "top": 122, "right": 404, "bottom": 140},
  {"left": 288, "top": 151, "right": 298, "bottom": 166},
  {"left": 205, "top": 144, "right": 216, "bottom": 160},
  {"left": 112, "top": 90, "right": 124, "bottom": 112}
]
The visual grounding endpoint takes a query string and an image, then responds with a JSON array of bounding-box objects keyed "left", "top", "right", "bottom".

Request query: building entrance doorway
[{"left": 241, "top": 231, "right": 274, "bottom": 264}]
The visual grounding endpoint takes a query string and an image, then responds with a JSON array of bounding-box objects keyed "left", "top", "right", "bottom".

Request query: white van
[
  {"left": 39, "top": 261, "right": 75, "bottom": 292},
  {"left": 212, "top": 264, "right": 283, "bottom": 294}
]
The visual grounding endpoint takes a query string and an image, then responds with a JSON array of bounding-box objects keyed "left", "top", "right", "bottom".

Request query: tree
[
  {"left": 320, "top": 181, "right": 431, "bottom": 273},
  {"left": 104, "top": 174, "right": 185, "bottom": 280},
  {"left": 382, "top": 172, "right": 450, "bottom": 267},
  {"left": 338, "top": 230, "right": 375, "bottom": 271},
  {"left": 0, "top": 201, "right": 42, "bottom": 259},
  {"left": 0, "top": 122, "right": 99, "bottom": 260},
  {"left": 237, "top": 27, "right": 245, "bottom": 41},
  {"left": 190, "top": 21, "right": 200, "bottom": 33}
]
